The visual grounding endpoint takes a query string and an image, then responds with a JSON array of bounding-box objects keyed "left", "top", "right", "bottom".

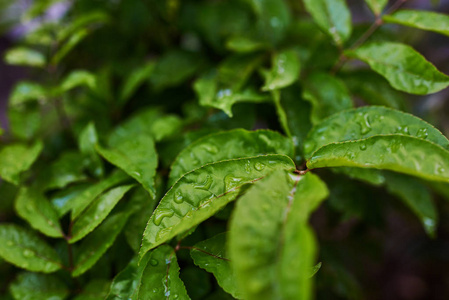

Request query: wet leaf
[
  {"left": 0, "top": 224, "right": 63, "bottom": 273},
  {"left": 10, "top": 272, "right": 69, "bottom": 300},
  {"left": 345, "top": 42, "right": 449, "bottom": 95},
  {"left": 261, "top": 49, "right": 300, "bottom": 91},
  {"left": 4, "top": 47, "right": 46, "bottom": 68},
  {"left": 384, "top": 10, "right": 449, "bottom": 37},
  {"left": 140, "top": 155, "right": 295, "bottom": 260}
]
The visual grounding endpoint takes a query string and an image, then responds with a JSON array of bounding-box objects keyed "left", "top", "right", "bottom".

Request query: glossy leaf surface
[
  {"left": 138, "top": 245, "right": 190, "bottom": 300},
  {"left": 304, "top": 106, "right": 449, "bottom": 158},
  {"left": 97, "top": 135, "right": 158, "bottom": 198},
  {"left": 191, "top": 233, "right": 240, "bottom": 298},
  {"left": 345, "top": 42, "right": 449, "bottom": 95},
  {"left": 140, "top": 155, "right": 295, "bottom": 259},
  {"left": 60, "top": 70, "right": 97, "bottom": 92},
  {"left": 307, "top": 135, "right": 449, "bottom": 183},
  {"left": 0, "top": 224, "right": 62, "bottom": 273},
  {"left": 169, "top": 129, "right": 294, "bottom": 185},
  {"left": 262, "top": 49, "right": 300, "bottom": 91},
  {"left": 384, "top": 10, "right": 449, "bottom": 37},
  {"left": 10, "top": 272, "right": 69, "bottom": 300}
]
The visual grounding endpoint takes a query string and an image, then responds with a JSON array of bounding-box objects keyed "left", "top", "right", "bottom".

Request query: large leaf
[
  {"left": 345, "top": 42, "right": 449, "bottom": 95},
  {"left": 15, "top": 188, "right": 64, "bottom": 238},
  {"left": 364, "top": 0, "right": 388, "bottom": 16},
  {"left": 307, "top": 135, "right": 449, "bottom": 183},
  {"left": 4, "top": 47, "right": 46, "bottom": 68},
  {"left": 140, "top": 155, "right": 295, "bottom": 260},
  {"left": 137, "top": 245, "right": 190, "bottom": 300},
  {"left": 302, "top": 72, "right": 353, "bottom": 124},
  {"left": 228, "top": 170, "right": 328, "bottom": 300},
  {"left": 60, "top": 70, "right": 97, "bottom": 92},
  {"left": 261, "top": 49, "right": 300, "bottom": 91},
  {"left": 72, "top": 211, "right": 131, "bottom": 276},
  {"left": 383, "top": 10, "right": 449, "bottom": 37},
  {"left": 303, "top": 106, "right": 449, "bottom": 158},
  {"left": 0, "top": 224, "right": 63, "bottom": 273},
  {"left": 69, "top": 184, "right": 134, "bottom": 243},
  {"left": 303, "top": 0, "right": 352, "bottom": 45},
  {"left": 0, "top": 141, "right": 43, "bottom": 185},
  {"left": 96, "top": 135, "right": 158, "bottom": 198},
  {"left": 169, "top": 129, "right": 294, "bottom": 186},
  {"left": 10, "top": 272, "right": 69, "bottom": 300},
  {"left": 191, "top": 233, "right": 240, "bottom": 298}
]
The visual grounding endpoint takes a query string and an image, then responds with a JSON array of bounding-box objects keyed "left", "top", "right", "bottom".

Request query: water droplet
[
  {"left": 254, "top": 162, "right": 266, "bottom": 171},
  {"left": 356, "top": 113, "right": 371, "bottom": 135},
  {"left": 155, "top": 227, "right": 172, "bottom": 241},
  {"left": 174, "top": 191, "right": 184, "bottom": 204},
  {"left": 345, "top": 152, "right": 356, "bottom": 160},
  {"left": 194, "top": 174, "right": 213, "bottom": 191},
  {"left": 216, "top": 89, "right": 232, "bottom": 99},
  {"left": 150, "top": 259, "right": 158, "bottom": 266},
  {"left": 396, "top": 125, "right": 410, "bottom": 135},
  {"left": 435, "top": 164, "right": 445, "bottom": 174},
  {"left": 153, "top": 209, "right": 175, "bottom": 226},
  {"left": 224, "top": 175, "right": 245, "bottom": 191},
  {"left": 202, "top": 143, "right": 218, "bottom": 154},
  {"left": 152, "top": 288, "right": 159, "bottom": 293},
  {"left": 132, "top": 171, "right": 141, "bottom": 178},
  {"left": 416, "top": 128, "right": 428, "bottom": 139},
  {"left": 6, "top": 241, "right": 13, "bottom": 246},
  {"left": 23, "top": 249, "right": 34, "bottom": 257},
  {"left": 359, "top": 143, "right": 367, "bottom": 151},
  {"left": 244, "top": 161, "right": 251, "bottom": 173},
  {"left": 390, "top": 140, "right": 401, "bottom": 153},
  {"left": 173, "top": 294, "right": 179, "bottom": 299}
]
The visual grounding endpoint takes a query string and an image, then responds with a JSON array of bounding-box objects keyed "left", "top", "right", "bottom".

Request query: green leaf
[
  {"left": 96, "top": 135, "right": 158, "bottom": 198},
  {"left": 307, "top": 135, "right": 449, "bottom": 183},
  {"left": 52, "top": 28, "right": 88, "bottom": 65},
  {"left": 119, "top": 62, "right": 155, "bottom": 104},
  {"left": 140, "top": 155, "right": 295, "bottom": 260},
  {"left": 302, "top": 72, "right": 353, "bottom": 125},
  {"left": 8, "top": 105, "right": 41, "bottom": 141},
  {"left": 15, "top": 188, "right": 64, "bottom": 238},
  {"left": 9, "top": 81, "right": 47, "bottom": 106},
  {"left": 384, "top": 172, "right": 437, "bottom": 237},
  {"left": 137, "top": 245, "right": 190, "bottom": 300},
  {"left": 261, "top": 49, "right": 300, "bottom": 91},
  {"left": 4, "top": 47, "right": 46, "bottom": 68},
  {"left": 303, "top": 0, "right": 352, "bottom": 45},
  {"left": 332, "top": 167, "right": 386, "bottom": 186},
  {"left": 57, "top": 11, "right": 109, "bottom": 42},
  {"left": 78, "top": 122, "right": 104, "bottom": 178},
  {"left": 364, "top": 0, "right": 388, "bottom": 16},
  {"left": 228, "top": 170, "right": 328, "bottom": 300},
  {"left": 10, "top": 272, "right": 69, "bottom": 300},
  {"left": 0, "top": 141, "right": 43, "bottom": 185},
  {"left": 50, "top": 183, "right": 90, "bottom": 218},
  {"left": 70, "top": 170, "right": 129, "bottom": 220},
  {"left": 345, "top": 42, "right": 449, "bottom": 95},
  {"left": 60, "top": 70, "right": 97, "bottom": 92},
  {"left": 271, "top": 89, "right": 291, "bottom": 137},
  {"left": 383, "top": 10, "right": 449, "bottom": 37},
  {"left": 0, "top": 224, "right": 63, "bottom": 273},
  {"left": 73, "top": 279, "right": 111, "bottom": 300},
  {"left": 169, "top": 129, "right": 294, "bottom": 186},
  {"left": 303, "top": 106, "right": 449, "bottom": 158},
  {"left": 69, "top": 184, "right": 134, "bottom": 243},
  {"left": 72, "top": 211, "right": 131, "bottom": 276},
  {"left": 190, "top": 233, "right": 240, "bottom": 298}
]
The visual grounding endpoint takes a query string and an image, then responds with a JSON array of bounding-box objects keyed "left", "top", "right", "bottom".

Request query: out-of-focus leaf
[
  {"left": 0, "top": 224, "right": 63, "bottom": 273},
  {"left": 119, "top": 62, "right": 155, "bottom": 104},
  {"left": 60, "top": 70, "right": 97, "bottom": 92},
  {"left": 169, "top": 129, "right": 294, "bottom": 186},
  {"left": 332, "top": 167, "right": 386, "bottom": 186},
  {"left": 383, "top": 10, "right": 449, "bottom": 37},
  {"left": 57, "top": 11, "right": 110, "bottom": 42},
  {"left": 8, "top": 105, "right": 41, "bottom": 140},
  {"left": 73, "top": 279, "right": 110, "bottom": 300},
  {"left": 261, "top": 49, "right": 300, "bottom": 91},
  {"left": 96, "top": 135, "right": 158, "bottom": 198},
  {"left": 78, "top": 122, "right": 103, "bottom": 178},
  {"left": 72, "top": 211, "right": 131, "bottom": 276},
  {"left": 52, "top": 28, "right": 88, "bottom": 65},
  {"left": 302, "top": 72, "right": 353, "bottom": 125},
  {"left": 364, "top": 0, "right": 388, "bottom": 16},
  {"left": 226, "top": 36, "right": 268, "bottom": 53},
  {"left": 50, "top": 183, "right": 90, "bottom": 218},
  {"left": 69, "top": 184, "right": 134, "bottom": 243},
  {"left": 137, "top": 245, "right": 190, "bottom": 299},
  {"left": 9, "top": 81, "right": 47, "bottom": 106},
  {"left": 4, "top": 47, "right": 46, "bottom": 68},
  {"left": 180, "top": 267, "right": 212, "bottom": 299},
  {"left": 345, "top": 42, "right": 449, "bottom": 95},
  {"left": 140, "top": 155, "right": 295, "bottom": 260},
  {"left": 10, "top": 272, "right": 69, "bottom": 300},
  {"left": 191, "top": 233, "right": 240, "bottom": 298},
  {"left": 303, "top": 0, "right": 352, "bottom": 45},
  {"left": 15, "top": 187, "right": 64, "bottom": 238},
  {"left": 0, "top": 141, "right": 43, "bottom": 185},
  {"left": 271, "top": 89, "right": 291, "bottom": 137}
]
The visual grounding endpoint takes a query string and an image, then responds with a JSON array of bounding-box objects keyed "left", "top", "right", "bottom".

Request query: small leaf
[
  {"left": 384, "top": 172, "right": 438, "bottom": 237},
  {"left": 4, "top": 47, "right": 46, "bottom": 68},
  {"left": 307, "top": 135, "right": 449, "bottom": 183},
  {"left": 50, "top": 183, "right": 90, "bottom": 218},
  {"left": 169, "top": 129, "right": 294, "bottom": 186},
  {"left": 60, "top": 70, "right": 97, "bottom": 92},
  {"left": 364, "top": 0, "right": 388, "bottom": 16},
  {"left": 302, "top": 72, "right": 353, "bottom": 125},
  {"left": 303, "top": 106, "right": 449, "bottom": 158},
  {"left": 0, "top": 141, "right": 43, "bottom": 185},
  {"left": 9, "top": 81, "right": 47, "bottom": 106},
  {"left": 261, "top": 49, "right": 300, "bottom": 91},
  {"left": 96, "top": 135, "right": 158, "bottom": 198},
  {"left": 52, "top": 28, "right": 88, "bottom": 65},
  {"left": 190, "top": 233, "right": 241, "bottom": 298},
  {"left": 383, "top": 9, "right": 449, "bottom": 37},
  {"left": 345, "top": 42, "right": 449, "bottom": 95},
  {"left": 303, "top": 0, "right": 352, "bottom": 45},
  {"left": 229, "top": 170, "right": 327, "bottom": 300},
  {"left": 137, "top": 245, "right": 190, "bottom": 300},
  {"left": 78, "top": 122, "right": 104, "bottom": 178},
  {"left": 119, "top": 62, "right": 155, "bottom": 104},
  {"left": 0, "top": 224, "right": 63, "bottom": 273},
  {"left": 69, "top": 184, "right": 134, "bottom": 243},
  {"left": 72, "top": 211, "right": 131, "bottom": 276},
  {"left": 15, "top": 187, "right": 64, "bottom": 238},
  {"left": 8, "top": 105, "right": 41, "bottom": 141},
  {"left": 73, "top": 279, "right": 111, "bottom": 300},
  {"left": 140, "top": 155, "right": 295, "bottom": 260},
  {"left": 10, "top": 272, "right": 69, "bottom": 300}
]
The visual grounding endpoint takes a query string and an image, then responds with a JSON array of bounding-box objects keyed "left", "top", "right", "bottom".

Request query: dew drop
[
  {"left": 345, "top": 152, "right": 356, "bottom": 160},
  {"left": 173, "top": 294, "right": 179, "bottom": 299},
  {"left": 224, "top": 175, "right": 245, "bottom": 191},
  {"left": 174, "top": 191, "right": 184, "bottom": 204},
  {"left": 396, "top": 125, "right": 410, "bottom": 135},
  {"left": 23, "top": 249, "right": 34, "bottom": 258},
  {"left": 153, "top": 209, "right": 175, "bottom": 226},
  {"left": 254, "top": 162, "right": 266, "bottom": 171},
  {"left": 152, "top": 288, "right": 159, "bottom": 293},
  {"left": 416, "top": 128, "right": 429, "bottom": 139},
  {"left": 359, "top": 143, "right": 367, "bottom": 151},
  {"left": 201, "top": 143, "right": 218, "bottom": 154},
  {"left": 132, "top": 171, "right": 141, "bottom": 178},
  {"left": 356, "top": 113, "right": 371, "bottom": 135},
  {"left": 194, "top": 174, "right": 213, "bottom": 191},
  {"left": 150, "top": 259, "right": 158, "bottom": 266}
]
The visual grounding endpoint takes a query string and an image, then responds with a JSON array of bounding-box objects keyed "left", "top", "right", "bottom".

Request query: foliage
[{"left": 1, "top": 0, "right": 449, "bottom": 299}]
